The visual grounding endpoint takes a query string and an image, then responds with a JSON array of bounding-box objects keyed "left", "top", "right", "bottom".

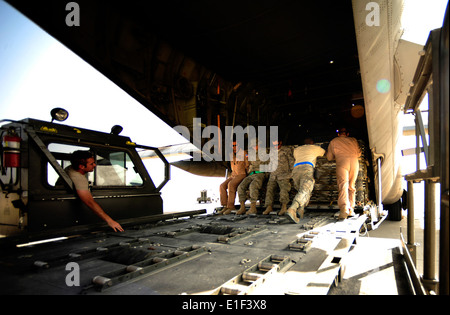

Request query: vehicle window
[
  {"left": 94, "top": 149, "right": 144, "bottom": 187},
  {"left": 47, "top": 143, "right": 90, "bottom": 186},
  {"left": 47, "top": 143, "right": 143, "bottom": 187}
]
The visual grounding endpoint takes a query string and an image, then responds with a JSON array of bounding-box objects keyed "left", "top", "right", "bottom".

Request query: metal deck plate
[{"left": 0, "top": 211, "right": 367, "bottom": 295}]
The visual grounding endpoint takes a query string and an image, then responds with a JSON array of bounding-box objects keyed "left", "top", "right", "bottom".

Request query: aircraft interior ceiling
[{"left": 6, "top": 0, "right": 366, "bottom": 144}]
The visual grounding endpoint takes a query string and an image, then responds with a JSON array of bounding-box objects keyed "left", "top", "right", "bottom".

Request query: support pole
[
  {"left": 377, "top": 157, "right": 383, "bottom": 217},
  {"left": 441, "top": 190, "right": 449, "bottom": 295},
  {"left": 407, "top": 180, "right": 417, "bottom": 264},
  {"left": 422, "top": 179, "right": 439, "bottom": 293}
]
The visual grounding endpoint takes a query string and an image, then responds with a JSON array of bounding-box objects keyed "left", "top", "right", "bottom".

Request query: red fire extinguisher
[{"left": 2, "top": 129, "right": 21, "bottom": 168}]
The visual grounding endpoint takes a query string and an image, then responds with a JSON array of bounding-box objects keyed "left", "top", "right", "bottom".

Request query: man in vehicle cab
[{"left": 61, "top": 150, "right": 124, "bottom": 232}]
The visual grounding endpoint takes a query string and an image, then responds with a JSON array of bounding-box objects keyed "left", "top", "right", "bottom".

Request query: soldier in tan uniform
[
  {"left": 263, "top": 140, "right": 294, "bottom": 215},
  {"left": 326, "top": 128, "right": 361, "bottom": 219},
  {"left": 286, "top": 139, "right": 325, "bottom": 224},
  {"left": 219, "top": 141, "right": 249, "bottom": 214}
]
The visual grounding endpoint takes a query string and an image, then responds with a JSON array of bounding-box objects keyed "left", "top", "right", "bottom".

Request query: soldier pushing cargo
[
  {"left": 286, "top": 138, "right": 325, "bottom": 224},
  {"left": 218, "top": 141, "right": 248, "bottom": 214},
  {"left": 262, "top": 140, "right": 294, "bottom": 216},
  {"left": 235, "top": 138, "right": 268, "bottom": 215},
  {"left": 326, "top": 127, "right": 361, "bottom": 220}
]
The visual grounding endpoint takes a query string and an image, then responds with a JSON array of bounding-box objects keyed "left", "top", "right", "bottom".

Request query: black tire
[{"left": 384, "top": 199, "right": 402, "bottom": 221}]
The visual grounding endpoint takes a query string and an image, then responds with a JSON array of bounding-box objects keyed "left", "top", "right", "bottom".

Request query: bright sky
[
  {"left": 0, "top": 0, "right": 187, "bottom": 148},
  {"left": 401, "top": 0, "right": 448, "bottom": 44}
]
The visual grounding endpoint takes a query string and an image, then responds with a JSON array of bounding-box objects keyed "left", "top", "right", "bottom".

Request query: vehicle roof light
[{"left": 50, "top": 107, "right": 69, "bottom": 122}]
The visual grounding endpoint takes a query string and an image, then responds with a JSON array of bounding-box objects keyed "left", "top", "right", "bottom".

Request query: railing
[{"left": 403, "top": 7, "right": 449, "bottom": 294}]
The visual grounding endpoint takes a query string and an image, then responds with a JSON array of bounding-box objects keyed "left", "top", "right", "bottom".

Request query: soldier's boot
[
  {"left": 297, "top": 206, "right": 304, "bottom": 219},
  {"left": 216, "top": 207, "right": 227, "bottom": 215},
  {"left": 348, "top": 207, "right": 355, "bottom": 217},
  {"left": 286, "top": 207, "right": 300, "bottom": 224},
  {"left": 222, "top": 208, "right": 233, "bottom": 215},
  {"left": 338, "top": 208, "right": 349, "bottom": 220},
  {"left": 246, "top": 202, "right": 257, "bottom": 215},
  {"left": 262, "top": 205, "right": 273, "bottom": 215},
  {"left": 236, "top": 203, "right": 247, "bottom": 215},
  {"left": 278, "top": 204, "right": 287, "bottom": 216}
]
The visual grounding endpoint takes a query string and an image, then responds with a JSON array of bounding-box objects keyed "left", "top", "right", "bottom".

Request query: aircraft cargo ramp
[{"left": 0, "top": 209, "right": 413, "bottom": 295}]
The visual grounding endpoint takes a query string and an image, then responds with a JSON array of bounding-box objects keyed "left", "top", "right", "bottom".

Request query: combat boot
[
  {"left": 338, "top": 208, "right": 349, "bottom": 220},
  {"left": 286, "top": 207, "right": 300, "bottom": 224},
  {"left": 247, "top": 202, "right": 257, "bottom": 215},
  {"left": 278, "top": 204, "right": 287, "bottom": 216},
  {"left": 236, "top": 203, "right": 246, "bottom": 215},
  {"left": 262, "top": 205, "right": 273, "bottom": 215},
  {"left": 216, "top": 207, "right": 228, "bottom": 215},
  {"left": 348, "top": 207, "right": 355, "bottom": 217},
  {"left": 297, "top": 207, "right": 304, "bottom": 219}
]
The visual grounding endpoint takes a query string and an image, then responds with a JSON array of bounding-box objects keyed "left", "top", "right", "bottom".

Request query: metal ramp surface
[{"left": 0, "top": 211, "right": 368, "bottom": 295}]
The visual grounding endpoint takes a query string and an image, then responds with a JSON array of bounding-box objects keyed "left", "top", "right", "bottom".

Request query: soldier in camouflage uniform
[
  {"left": 286, "top": 138, "right": 325, "bottom": 224},
  {"left": 236, "top": 139, "right": 268, "bottom": 215},
  {"left": 262, "top": 140, "right": 294, "bottom": 215}
]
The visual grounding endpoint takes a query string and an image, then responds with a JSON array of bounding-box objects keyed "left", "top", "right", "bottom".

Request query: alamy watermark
[
  {"left": 65, "top": 262, "right": 80, "bottom": 286},
  {"left": 65, "top": 2, "right": 80, "bottom": 27},
  {"left": 64, "top": 2, "right": 381, "bottom": 28},
  {"left": 365, "top": 2, "right": 380, "bottom": 27},
  {"left": 174, "top": 118, "right": 279, "bottom": 172}
]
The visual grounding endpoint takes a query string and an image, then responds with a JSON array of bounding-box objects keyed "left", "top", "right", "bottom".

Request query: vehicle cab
[{"left": 1, "top": 109, "right": 169, "bottom": 239}]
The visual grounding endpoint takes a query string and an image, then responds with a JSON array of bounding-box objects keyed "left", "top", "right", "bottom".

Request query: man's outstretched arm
[{"left": 76, "top": 190, "right": 124, "bottom": 232}]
